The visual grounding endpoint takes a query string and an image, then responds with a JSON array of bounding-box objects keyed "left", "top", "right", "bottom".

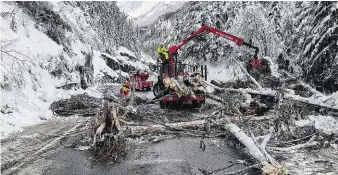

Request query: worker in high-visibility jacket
[
  {"left": 120, "top": 81, "right": 130, "bottom": 96},
  {"left": 157, "top": 45, "right": 170, "bottom": 75},
  {"left": 157, "top": 45, "right": 169, "bottom": 63}
]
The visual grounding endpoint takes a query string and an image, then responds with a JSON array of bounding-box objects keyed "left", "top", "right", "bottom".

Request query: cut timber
[
  {"left": 260, "top": 128, "right": 277, "bottom": 165},
  {"left": 284, "top": 94, "right": 338, "bottom": 112}
]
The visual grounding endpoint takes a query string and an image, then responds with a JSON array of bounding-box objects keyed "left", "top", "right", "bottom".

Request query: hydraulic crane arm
[
  {"left": 166, "top": 25, "right": 259, "bottom": 77},
  {"left": 168, "top": 25, "right": 259, "bottom": 58}
]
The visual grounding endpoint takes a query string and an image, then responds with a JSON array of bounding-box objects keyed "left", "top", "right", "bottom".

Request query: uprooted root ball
[{"left": 92, "top": 135, "right": 128, "bottom": 162}]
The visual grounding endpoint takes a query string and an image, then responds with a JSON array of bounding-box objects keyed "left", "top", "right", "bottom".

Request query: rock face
[{"left": 79, "top": 49, "right": 94, "bottom": 89}]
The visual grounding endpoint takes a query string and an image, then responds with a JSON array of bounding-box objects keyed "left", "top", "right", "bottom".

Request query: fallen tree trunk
[
  {"left": 209, "top": 82, "right": 338, "bottom": 113},
  {"left": 226, "top": 123, "right": 268, "bottom": 164},
  {"left": 125, "top": 119, "right": 227, "bottom": 135},
  {"left": 225, "top": 123, "right": 287, "bottom": 175}
]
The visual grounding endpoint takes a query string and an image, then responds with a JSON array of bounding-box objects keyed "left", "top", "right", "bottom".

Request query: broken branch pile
[
  {"left": 209, "top": 80, "right": 338, "bottom": 116},
  {"left": 50, "top": 94, "right": 102, "bottom": 116}
]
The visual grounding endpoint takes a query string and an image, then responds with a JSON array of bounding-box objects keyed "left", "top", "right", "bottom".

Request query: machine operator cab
[{"left": 153, "top": 49, "right": 208, "bottom": 98}]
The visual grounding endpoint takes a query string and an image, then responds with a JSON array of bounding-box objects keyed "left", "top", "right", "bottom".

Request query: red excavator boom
[{"left": 167, "top": 25, "right": 259, "bottom": 77}]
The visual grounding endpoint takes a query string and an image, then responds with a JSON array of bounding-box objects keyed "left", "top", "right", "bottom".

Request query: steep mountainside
[
  {"left": 117, "top": 1, "right": 186, "bottom": 27},
  {"left": 139, "top": 1, "right": 338, "bottom": 93},
  {"left": 0, "top": 1, "right": 153, "bottom": 136}
]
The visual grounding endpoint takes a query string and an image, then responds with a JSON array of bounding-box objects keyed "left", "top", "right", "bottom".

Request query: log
[
  {"left": 93, "top": 123, "right": 106, "bottom": 146},
  {"left": 126, "top": 120, "right": 210, "bottom": 135},
  {"left": 122, "top": 116, "right": 236, "bottom": 136},
  {"left": 225, "top": 123, "right": 287, "bottom": 174},
  {"left": 226, "top": 123, "right": 268, "bottom": 164}
]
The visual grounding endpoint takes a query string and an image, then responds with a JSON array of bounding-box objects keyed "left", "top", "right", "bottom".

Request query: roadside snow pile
[
  {"left": 295, "top": 115, "right": 338, "bottom": 135},
  {"left": 0, "top": 2, "right": 65, "bottom": 136}
]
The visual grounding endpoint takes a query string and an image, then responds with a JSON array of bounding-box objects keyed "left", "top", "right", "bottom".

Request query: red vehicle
[
  {"left": 155, "top": 24, "right": 260, "bottom": 109},
  {"left": 130, "top": 69, "right": 153, "bottom": 91}
]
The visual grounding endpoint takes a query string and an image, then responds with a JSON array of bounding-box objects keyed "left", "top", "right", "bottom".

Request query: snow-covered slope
[
  {"left": 139, "top": 1, "right": 338, "bottom": 93},
  {"left": 0, "top": 2, "right": 154, "bottom": 138},
  {"left": 117, "top": 1, "right": 186, "bottom": 27}
]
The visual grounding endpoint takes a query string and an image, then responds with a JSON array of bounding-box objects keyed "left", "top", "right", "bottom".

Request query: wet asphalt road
[{"left": 43, "top": 138, "right": 248, "bottom": 175}]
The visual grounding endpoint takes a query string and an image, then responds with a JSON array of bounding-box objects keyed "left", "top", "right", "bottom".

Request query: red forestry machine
[
  {"left": 154, "top": 24, "right": 264, "bottom": 109},
  {"left": 129, "top": 69, "right": 153, "bottom": 91}
]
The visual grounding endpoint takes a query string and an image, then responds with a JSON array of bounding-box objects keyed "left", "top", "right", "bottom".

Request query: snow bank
[
  {"left": 309, "top": 115, "right": 338, "bottom": 135},
  {"left": 140, "top": 51, "right": 156, "bottom": 65},
  {"left": 107, "top": 46, "right": 153, "bottom": 71},
  {"left": 296, "top": 115, "right": 338, "bottom": 135},
  {"left": 98, "top": 47, "right": 153, "bottom": 79}
]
